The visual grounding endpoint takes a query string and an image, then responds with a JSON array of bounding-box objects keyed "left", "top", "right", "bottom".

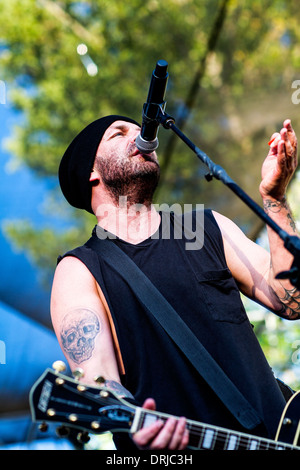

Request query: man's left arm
[
  {"left": 215, "top": 120, "right": 300, "bottom": 320},
  {"left": 259, "top": 119, "right": 300, "bottom": 319}
]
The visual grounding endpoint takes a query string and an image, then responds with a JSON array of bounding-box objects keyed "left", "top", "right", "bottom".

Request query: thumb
[{"left": 141, "top": 398, "right": 156, "bottom": 411}]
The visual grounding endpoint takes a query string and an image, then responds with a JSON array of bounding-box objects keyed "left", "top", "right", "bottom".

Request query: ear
[{"left": 89, "top": 168, "right": 100, "bottom": 186}]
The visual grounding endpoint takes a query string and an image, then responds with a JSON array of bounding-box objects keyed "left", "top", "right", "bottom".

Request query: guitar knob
[
  {"left": 93, "top": 375, "right": 105, "bottom": 385},
  {"left": 72, "top": 368, "right": 84, "bottom": 380},
  {"left": 77, "top": 431, "right": 90, "bottom": 444},
  {"left": 52, "top": 360, "right": 66, "bottom": 373},
  {"left": 38, "top": 422, "right": 49, "bottom": 433},
  {"left": 56, "top": 425, "right": 70, "bottom": 438},
  {"left": 283, "top": 418, "right": 292, "bottom": 426}
]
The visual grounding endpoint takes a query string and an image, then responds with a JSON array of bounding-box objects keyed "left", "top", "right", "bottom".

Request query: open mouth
[{"left": 131, "top": 148, "right": 154, "bottom": 162}]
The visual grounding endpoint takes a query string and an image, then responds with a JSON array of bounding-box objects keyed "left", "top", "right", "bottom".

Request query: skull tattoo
[{"left": 60, "top": 309, "right": 100, "bottom": 364}]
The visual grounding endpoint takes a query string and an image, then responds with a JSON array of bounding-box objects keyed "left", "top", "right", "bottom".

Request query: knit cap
[{"left": 59, "top": 115, "right": 140, "bottom": 213}]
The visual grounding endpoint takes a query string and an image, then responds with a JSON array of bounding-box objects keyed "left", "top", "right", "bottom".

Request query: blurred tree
[{"left": 1, "top": 0, "right": 230, "bottom": 278}]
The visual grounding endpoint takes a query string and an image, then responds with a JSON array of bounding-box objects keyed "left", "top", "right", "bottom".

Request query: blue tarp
[
  {"left": 0, "top": 103, "right": 73, "bottom": 448},
  {"left": 0, "top": 300, "right": 70, "bottom": 447}
]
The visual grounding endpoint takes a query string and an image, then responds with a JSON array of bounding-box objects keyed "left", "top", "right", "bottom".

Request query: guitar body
[
  {"left": 275, "top": 390, "right": 300, "bottom": 447},
  {"left": 29, "top": 366, "right": 300, "bottom": 450}
]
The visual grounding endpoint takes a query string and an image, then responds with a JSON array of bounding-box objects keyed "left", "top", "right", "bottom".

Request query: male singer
[{"left": 51, "top": 115, "right": 298, "bottom": 450}]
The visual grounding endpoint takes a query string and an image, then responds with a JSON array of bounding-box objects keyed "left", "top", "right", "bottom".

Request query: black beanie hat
[{"left": 59, "top": 115, "right": 140, "bottom": 214}]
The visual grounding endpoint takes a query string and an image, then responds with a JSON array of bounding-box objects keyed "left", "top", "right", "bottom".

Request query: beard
[{"left": 95, "top": 143, "right": 160, "bottom": 206}]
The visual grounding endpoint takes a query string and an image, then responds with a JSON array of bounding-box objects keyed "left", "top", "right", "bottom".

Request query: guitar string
[{"left": 139, "top": 413, "right": 295, "bottom": 450}]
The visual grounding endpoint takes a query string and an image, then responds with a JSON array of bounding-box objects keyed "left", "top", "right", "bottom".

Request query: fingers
[
  {"left": 133, "top": 416, "right": 189, "bottom": 450},
  {"left": 132, "top": 398, "right": 189, "bottom": 450},
  {"left": 141, "top": 398, "right": 157, "bottom": 411},
  {"left": 261, "top": 119, "right": 297, "bottom": 199},
  {"left": 268, "top": 120, "right": 297, "bottom": 162},
  {"left": 272, "top": 134, "right": 296, "bottom": 177},
  {"left": 276, "top": 139, "right": 289, "bottom": 171},
  {"left": 170, "top": 418, "right": 189, "bottom": 450},
  {"left": 133, "top": 419, "right": 165, "bottom": 448},
  {"left": 283, "top": 118, "right": 295, "bottom": 140},
  {"left": 268, "top": 132, "right": 281, "bottom": 155},
  {"left": 150, "top": 417, "right": 189, "bottom": 450},
  {"left": 282, "top": 120, "right": 297, "bottom": 152},
  {"left": 268, "top": 132, "right": 280, "bottom": 146}
]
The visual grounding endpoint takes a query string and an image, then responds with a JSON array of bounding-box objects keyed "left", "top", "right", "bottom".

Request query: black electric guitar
[{"left": 29, "top": 363, "right": 300, "bottom": 450}]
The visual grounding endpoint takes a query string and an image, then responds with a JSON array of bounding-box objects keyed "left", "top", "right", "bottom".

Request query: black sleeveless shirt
[{"left": 59, "top": 210, "right": 286, "bottom": 442}]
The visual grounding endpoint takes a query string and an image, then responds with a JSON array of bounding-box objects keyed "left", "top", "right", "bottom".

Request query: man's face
[
  {"left": 93, "top": 120, "right": 160, "bottom": 205},
  {"left": 96, "top": 120, "right": 158, "bottom": 165}
]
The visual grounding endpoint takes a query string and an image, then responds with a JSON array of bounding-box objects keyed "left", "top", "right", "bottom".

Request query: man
[{"left": 51, "top": 115, "right": 299, "bottom": 450}]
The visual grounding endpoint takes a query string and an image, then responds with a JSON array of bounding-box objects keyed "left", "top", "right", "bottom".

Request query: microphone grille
[{"left": 135, "top": 134, "right": 159, "bottom": 153}]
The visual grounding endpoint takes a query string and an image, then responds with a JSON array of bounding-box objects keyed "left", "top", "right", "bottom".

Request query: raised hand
[{"left": 260, "top": 119, "right": 298, "bottom": 200}]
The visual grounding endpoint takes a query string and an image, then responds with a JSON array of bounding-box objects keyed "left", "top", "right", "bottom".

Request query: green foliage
[{"left": 244, "top": 296, "right": 300, "bottom": 390}]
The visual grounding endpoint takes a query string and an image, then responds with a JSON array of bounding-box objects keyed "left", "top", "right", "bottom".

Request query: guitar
[{"left": 29, "top": 363, "right": 300, "bottom": 450}]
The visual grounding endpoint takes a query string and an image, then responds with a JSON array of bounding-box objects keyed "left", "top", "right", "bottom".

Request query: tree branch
[
  {"left": 38, "top": 0, "right": 103, "bottom": 48},
  {"left": 157, "top": 0, "right": 230, "bottom": 188}
]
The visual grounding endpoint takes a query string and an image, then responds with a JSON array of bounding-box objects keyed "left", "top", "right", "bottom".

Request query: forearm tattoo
[
  {"left": 274, "top": 286, "right": 300, "bottom": 320},
  {"left": 60, "top": 309, "right": 100, "bottom": 364},
  {"left": 263, "top": 197, "right": 297, "bottom": 232},
  {"left": 264, "top": 198, "right": 300, "bottom": 318},
  {"left": 103, "top": 380, "right": 135, "bottom": 400}
]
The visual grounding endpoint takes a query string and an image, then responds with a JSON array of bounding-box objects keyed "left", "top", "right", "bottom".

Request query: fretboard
[{"left": 131, "top": 408, "right": 297, "bottom": 450}]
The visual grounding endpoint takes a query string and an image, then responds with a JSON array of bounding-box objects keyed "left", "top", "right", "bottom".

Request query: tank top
[{"left": 59, "top": 209, "right": 286, "bottom": 442}]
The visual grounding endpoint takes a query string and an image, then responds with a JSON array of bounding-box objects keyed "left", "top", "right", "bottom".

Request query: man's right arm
[
  {"left": 50, "top": 255, "right": 124, "bottom": 389},
  {"left": 50, "top": 255, "right": 189, "bottom": 449}
]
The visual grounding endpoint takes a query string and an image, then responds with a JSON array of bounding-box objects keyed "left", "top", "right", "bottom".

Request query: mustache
[
  {"left": 128, "top": 142, "right": 157, "bottom": 162},
  {"left": 127, "top": 142, "right": 137, "bottom": 157}
]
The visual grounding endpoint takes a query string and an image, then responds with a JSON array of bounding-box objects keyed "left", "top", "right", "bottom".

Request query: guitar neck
[
  {"left": 29, "top": 368, "right": 300, "bottom": 450},
  {"left": 131, "top": 407, "right": 295, "bottom": 451}
]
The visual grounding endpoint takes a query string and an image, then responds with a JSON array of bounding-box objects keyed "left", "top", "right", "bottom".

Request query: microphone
[{"left": 135, "top": 60, "right": 169, "bottom": 153}]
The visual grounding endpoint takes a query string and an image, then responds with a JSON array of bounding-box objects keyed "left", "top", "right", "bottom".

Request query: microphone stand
[{"left": 155, "top": 107, "right": 300, "bottom": 289}]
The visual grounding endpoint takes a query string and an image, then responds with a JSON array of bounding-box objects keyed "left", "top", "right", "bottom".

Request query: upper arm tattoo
[{"left": 60, "top": 309, "right": 100, "bottom": 364}]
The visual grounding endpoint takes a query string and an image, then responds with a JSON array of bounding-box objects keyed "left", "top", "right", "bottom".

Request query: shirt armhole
[{"left": 95, "top": 281, "right": 125, "bottom": 377}]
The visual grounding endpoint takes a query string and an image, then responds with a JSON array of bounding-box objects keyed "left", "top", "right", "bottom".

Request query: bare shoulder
[
  {"left": 51, "top": 255, "right": 121, "bottom": 383},
  {"left": 51, "top": 254, "right": 106, "bottom": 322},
  {"left": 53, "top": 255, "right": 95, "bottom": 287},
  {"left": 212, "top": 210, "right": 245, "bottom": 235},
  {"left": 51, "top": 255, "right": 99, "bottom": 304},
  {"left": 212, "top": 210, "right": 266, "bottom": 253}
]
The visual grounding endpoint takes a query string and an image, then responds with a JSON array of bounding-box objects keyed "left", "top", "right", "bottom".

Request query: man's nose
[{"left": 129, "top": 129, "right": 140, "bottom": 144}]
